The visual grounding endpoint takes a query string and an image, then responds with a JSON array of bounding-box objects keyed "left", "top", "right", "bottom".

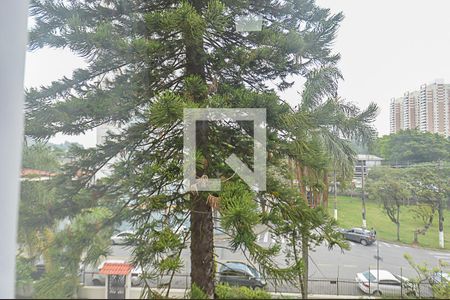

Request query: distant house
[
  {"left": 353, "top": 154, "right": 383, "bottom": 188},
  {"left": 21, "top": 168, "right": 56, "bottom": 181}
]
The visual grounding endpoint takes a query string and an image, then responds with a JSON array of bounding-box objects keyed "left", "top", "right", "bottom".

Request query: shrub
[
  {"left": 215, "top": 284, "right": 271, "bottom": 299},
  {"left": 189, "top": 283, "right": 208, "bottom": 299}
]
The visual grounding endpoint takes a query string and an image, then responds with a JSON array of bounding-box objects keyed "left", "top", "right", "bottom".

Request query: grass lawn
[{"left": 329, "top": 196, "right": 450, "bottom": 250}]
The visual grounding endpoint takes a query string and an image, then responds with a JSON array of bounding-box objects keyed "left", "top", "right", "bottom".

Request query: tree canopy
[
  {"left": 371, "top": 130, "right": 450, "bottom": 164},
  {"left": 26, "top": 0, "right": 378, "bottom": 298}
]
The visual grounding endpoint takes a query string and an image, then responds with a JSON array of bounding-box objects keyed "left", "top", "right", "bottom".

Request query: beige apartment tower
[{"left": 390, "top": 80, "right": 450, "bottom": 137}]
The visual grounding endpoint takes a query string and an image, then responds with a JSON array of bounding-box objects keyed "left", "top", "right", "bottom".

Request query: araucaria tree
[{"left": 28, "top": 0, "right": 347, "bottom": 297}]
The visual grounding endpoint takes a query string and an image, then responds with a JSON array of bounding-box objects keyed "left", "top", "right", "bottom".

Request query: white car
[
  {"left": 111, "top": 231, "right": 135, "bottom": 245},
  {"left": 356, "top": 269, "right": 416, "bottom": 297}
]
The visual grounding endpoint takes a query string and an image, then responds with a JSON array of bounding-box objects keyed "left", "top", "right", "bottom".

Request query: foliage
[
  {"left": 27, "top": 0, "right": 350, "bottom": 296},
  {"left": 407, "top": 164, "right": 450, "bottom": 245},
  {"left": 33, "top": 269, "right": 79, "bottom": 299},
  {"left": 367, "top": 167, "right": 411, "bottom": 241},
  {"left": 404, "top": 253, "right": 450, "bottom": 299},
  {"left": 33, "top": 207, "right": 114, "bottom": 298},
  {"left": 366, "top": 164, "right": 449, "bottom": 246},
  {"left": 271, "top": 191, "right": 348, "bottom": 295},
  {"left": 17, "top": 143, "right": 116, "bottom": 298},
  {"left": 22, "top": 142, "right": 63, "bottom": 172},
  {"left": 189, "top": 283, "right": 208, "bottom": 299},
  {"left": 279, "top": 53, "right": 377, "bottom": 298},
  {"left": 407, "top": 164, "right": 449, "bottom": 206},
  {"left": 371, "top": 130, "right": 450, "bottom": 164},
  {"left": 18, "top": 181, "right": 57, "bottom": 258},
  {"left": 215, "top": 284, "right": 271, "bottom": 299},
  {"left": 26, "top": 1, "right": 382, "bottom": 298},
  {"left": 16, "top": 257, "right": 35, "bottom": 291}
]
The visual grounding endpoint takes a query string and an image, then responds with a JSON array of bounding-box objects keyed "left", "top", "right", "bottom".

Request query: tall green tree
[
  {"left": 22, "top": 142, "right": 62, "bottom": 172},
  {"left": 260, "top": 174, "right": 347, "bottom": 299},
  {"left": 408, "top": 164, "right": 450, "bottom": 248},
  {"left": 18, "top": 143, "right": 116, "bottom": 298},
  {"left": 282, "top": 65, "right": 378, "bottom": 298},
  {"left": 367, "top": 167, "right": 411, "bottom": 241},
  {"left": 371, "top": 130, "right": 450, "bottom": 164},
  {"left": 18, "top": 143, "right": 64, "bottom": 263},
  {"left": 17, "top": 143, "right": 60, "bottom": 296},
  {"left": 27, "top": 0, "right": 347, "bottom": 297},
  {"left": 285, "top": 65, "right": 378, "bottom": 208}
]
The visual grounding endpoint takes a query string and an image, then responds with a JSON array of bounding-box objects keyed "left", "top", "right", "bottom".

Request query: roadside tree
[
  {"left": 408, "top": 164, "right": 450, "bottom": 248},
  {"left": 367, "top": 167, "right": 411, "bottom": 241}
]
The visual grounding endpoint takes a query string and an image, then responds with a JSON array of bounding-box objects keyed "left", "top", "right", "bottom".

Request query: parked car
[
  {"left": 218, "top": 262, "right": 266, "bottom": 289},
  {"left": 338, "top": 227, "right": 376, "bottom": 245},
  {"left": 355, "top": 269, "right": 416, "bottom": 297},
  {"left": 111, "top": 231, "right": 135, "bottom": 245}
]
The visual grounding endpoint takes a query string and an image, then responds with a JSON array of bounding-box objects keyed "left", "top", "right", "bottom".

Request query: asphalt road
[
  {"left": 85, "top": 228, "right": 449, "bottom": 295},
  {"left": 110, "top": 229, "right": 450, "bottom": 276}
]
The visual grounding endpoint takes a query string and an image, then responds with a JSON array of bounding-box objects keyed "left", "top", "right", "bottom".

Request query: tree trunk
[
  {"left": 185, "top": 0, "right": 215, "bottom": 297},
  {"left": 361, "top": 160, "right": 367, "bottom": 228},
  {"left": 313, "top": 190, "right": 319, "bottom": 208},
  {"left": 302, "top": 166, "right": 308, "bottom": 199},
  {"left": 296, "top": 162, "right": 309, "bottom": 204},
  {"left": 413, "top": 208, "right": 435, "bottom": 245},
  {"left": 413, "top": 231, "right": 418, "bottom": 244},
  {"left": 295, "top": 162, "right": 303, "bottom": 199},
  {"left": 301, "top": 234, "right": 309, "bottom": 299},
  {"left": 333, "top": 169, "right": 338, "bottom": 220},
  {"left": 439, "top": 200, "right": 444, "bottom": 248},
  {"left": 289, "top": 158, "right": 295, "bottom": 189},
  {"left": 322, "top": 170, "right": 329, "bottom": 209},
  {"left": 396, "top": 205, "right": 400, "bottom": 241},
  {"left": 396, "top": 223, "right": 400, "bottom": 241},
  {"left": 191, "top": 194, "right": 215, "bottom": 298}
]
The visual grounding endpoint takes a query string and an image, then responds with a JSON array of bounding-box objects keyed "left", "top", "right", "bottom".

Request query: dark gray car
[
  {"left": 218, "top": 262, "right": 266, "bottom": 289},
  {"left": 339, "top": 227, "right": 376, "bottom": 246}
]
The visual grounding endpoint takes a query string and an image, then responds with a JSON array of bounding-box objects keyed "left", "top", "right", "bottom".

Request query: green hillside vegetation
[{"left": 331, "top": 196, "right": 450, "bottom": 250}]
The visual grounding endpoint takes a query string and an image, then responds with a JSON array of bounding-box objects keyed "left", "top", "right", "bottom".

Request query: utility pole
[
  {"left": 0, "top": 1, "right": 29, "bottom": 298},
  {"left": 361, "top": 159, "right": 367, "bottom": 228},
  {"left": 334, "top": 168, "right": 338, "bottom": 220}
]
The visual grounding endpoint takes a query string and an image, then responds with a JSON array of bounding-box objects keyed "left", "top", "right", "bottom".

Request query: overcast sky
[{"left": 24, "top": 0, "right": 450, "bottom": 148}]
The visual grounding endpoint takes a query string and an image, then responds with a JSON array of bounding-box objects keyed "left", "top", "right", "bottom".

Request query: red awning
[{"left": 99, "top": 263, "right": 133, "bottom": 275}]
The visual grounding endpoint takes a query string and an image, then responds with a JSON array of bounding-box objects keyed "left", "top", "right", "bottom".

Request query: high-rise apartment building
[
  {"left": 390, "top": 80, "right": 450, "bottom": 137},
  {"left": 389, "top": 97, "right": 403, "bottom": 134}
]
